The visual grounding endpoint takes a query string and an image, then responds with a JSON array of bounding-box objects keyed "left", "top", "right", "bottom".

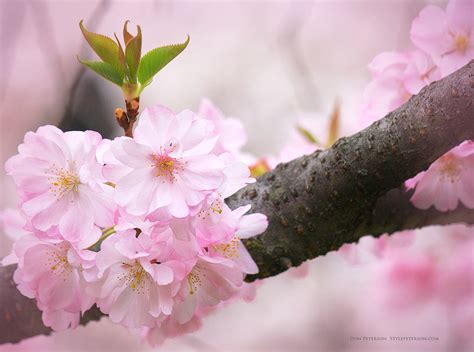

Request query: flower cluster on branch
[{"left": 3, "top": 105, "right": 267, "bottom": 345}]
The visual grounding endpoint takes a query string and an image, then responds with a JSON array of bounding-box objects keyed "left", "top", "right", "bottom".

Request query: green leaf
[
  {"left": 79, "top": 20, "right": 122, "bottom": 73},
  {"left": 125, "top": 25, "right": 142, "bottom": 81},
  {"left": 296, "top": 125, "right": 321, "bottom": 145},
  {"left": 77, "top": 57, "right": 124, "bottom": 86},
  {"left": 114, "top": 33, "right": 127, "bottom": 75},
  {"left": 137, "top": 35, "right": 190, "bottom": 87},
  {"left": 123, "top": 21, "right": 134, "bottom": 45}
]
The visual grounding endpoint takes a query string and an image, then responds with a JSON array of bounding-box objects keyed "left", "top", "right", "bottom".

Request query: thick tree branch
[
  {"left": 229, "top": 60, "right": 474, "bottom": 281},
  {"left": 1, "top": 61, "right": 473, "bottom": 344}
]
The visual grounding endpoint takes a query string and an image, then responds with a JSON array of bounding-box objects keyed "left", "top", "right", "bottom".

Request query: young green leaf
[
  {"left": 77, "top": 58, "right": 124, "bottom": 86},
  {"left": 137, "top": 35, "right": 190, "bottom": 88},
  {"left": 114, "top": 33, "right": 127, "bottom": 76},
  {"left": 123, "top": 20, "right": 134, "bottom": 45},
  {"left": 296, "top": 125, "right": 321, "bottom": 145},
  {"left": 125, "top": 25, "right": 142, "bottom": 82},
  {"left": 79, "top": 20, "right": 123, "bottom": 73}
]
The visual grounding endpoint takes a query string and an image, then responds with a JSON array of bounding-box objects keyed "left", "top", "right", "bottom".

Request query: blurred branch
[
  {"left": 1, "top": 61, "right": 473, "bottom": 344},
  {"left": 59, "top": 0, "right": 112, "bottom": 135},
  {"left": 354, "top": 187, "right": 474, "bottom": 238}
]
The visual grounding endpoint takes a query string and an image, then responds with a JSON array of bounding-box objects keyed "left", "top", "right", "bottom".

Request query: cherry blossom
[
  {"left": 198, "top": 98, "right": 247, "bottom": 155},
  {"left": 173, "top": 254, "right": 245, "bottom": 324},
  {"left": 361, "top": 50, "right": 440, "bottom": 125},
  {"left": 4, "top": 234, "right": 95, "bottom": 330},
  {"left": 86, "top": 229, "right": 194, "bottom": 328},
  {"left": 108, "top": 106, "right": 226, "bottom": 217},
  {"left": 5, "top": 126, "right": 115, "bottom": 245},
  {"left": 410, "top": 0, "right": 474, "bottom": 76},
  {"left": 407, "top": 141, "right": 474, "bottom": 211}
]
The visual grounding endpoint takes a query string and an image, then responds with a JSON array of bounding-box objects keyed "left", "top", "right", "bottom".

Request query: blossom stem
[{"left": 87, "top": 226, "right": 116, "bottom": 251}]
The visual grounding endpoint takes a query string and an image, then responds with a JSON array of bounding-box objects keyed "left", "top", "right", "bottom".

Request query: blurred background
[{"left": 3, "top": 1, "right": 471, "bottom": 352}]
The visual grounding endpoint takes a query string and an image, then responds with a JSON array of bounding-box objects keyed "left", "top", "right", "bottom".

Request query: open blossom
[
  {"left": 5, "top": 126, "right": 114, "bottom": 245},
  {"left": 86, "top": 229, "right": 193, "bottom": 328},
  {"left": 107, "top": 106, "right": 227, "bottom": 218},
  {"left": 173, "top": 205, "right": 267, "bottom": 325},
  {"left": 407, "top": 141, "right": 474, "bottom": 211},
  {"left": 3, "top": 234, "right": 95, "bottom": 331},
  {"left": 410, "top": 0, "right": 474, "bottom": 76},
  {"left": 173, "top": 254, "right": 245, "bottom": 324},
  {"left": 360, "top": 50, "right": 440, "bottom": 125}
]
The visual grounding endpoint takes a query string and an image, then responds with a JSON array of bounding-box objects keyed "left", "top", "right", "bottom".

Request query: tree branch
[
  {"left": 354, "top": 187, "right": 474, "bottom": 239},
  {"left": 229, "top": 60, "right": 474, "bottom": 281},
  {"left": 1, "top": 60, "right": 473, "bottom": 344}
]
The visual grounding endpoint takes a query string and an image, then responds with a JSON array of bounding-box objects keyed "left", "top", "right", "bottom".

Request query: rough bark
[
  {"left": 1, "top": 60, "right": 473, "bottom": 344},
  {"left": 229, "top": 60, "right": 474, "bottom": 281}
]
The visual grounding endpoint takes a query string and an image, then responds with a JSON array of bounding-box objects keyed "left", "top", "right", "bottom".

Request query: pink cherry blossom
[
  {"left": 407, "top": 141, "right": 474, "bottom": 211},
  {"left": 6, "top": 234, "right": 95, "bottom": 330},
  {"left": 173, "top": 254, "right": 245, "bottom": 324},
  {"left": 361, "top": 50, "right": 440, "bottom": 126},
  {"left": 108, "top": 106, "right": 226, "bottom": 218},
  {"left": 198, "top": 201, "right": 265, "bottom": 268},
  {"left": 198, "top": 98, "right": 247, "bottom": 155},
  {"left": 86, "top": 229, "right": 193, "bottom": 328},
  {"left": 410, "top": 0, "right": 474, "bottom": 76},
  {"left": 5, "top": 126, "right": 115, "bottom": 245}
]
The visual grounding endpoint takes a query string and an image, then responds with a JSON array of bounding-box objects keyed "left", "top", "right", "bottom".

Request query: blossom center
[
  {"left": 46, "top": 248, "right": 71, "bottom": 277},
  {"left": 439, "top": 154, "right": 461, "bottom": 182},
  {"left": 49, "top": 165, "right": 80, "bottom": 199},
  {"left": 151, "top": 154, "right": 184, "bottom": 183},
  {"left": 213, "top": 237, "right": 240, "bottom": 259},
  {"left": 120, "top": 263, "right": 151, "bottom": 294},
  {"left": 197, "top": 195, "right": 223, "bottom": 219},
  {"left": 187, "top": 266, "right": 203, "bottom": 295},
  {"left": 454, "top": 34, "right": 469, "bottom": 54}
]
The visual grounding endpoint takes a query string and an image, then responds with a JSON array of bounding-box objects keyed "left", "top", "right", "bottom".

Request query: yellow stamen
[
  {"left": 118, "top": 263, "right": 151, "bottom": 295},
  {"left": 455, "top": 34, "right": 469, "bottom": 54},
  {"left": 213, "top": 237, "right": 240, "bottom": 259},
  {"left": 187, "top": 267, "right": 203, "bottom": 295},
  {"left": 439, "top": 154, "right": 461, "bottom": 183},
  {"left": 151, "top": 152, "right": 185, "bottom": 183},
  {"left": 48, "top": 164, "right": 80, "bottom": 199}
]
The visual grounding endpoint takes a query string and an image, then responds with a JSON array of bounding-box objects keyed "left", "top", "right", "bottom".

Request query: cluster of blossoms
[
  {"left": 2, "top": 102, "right": 267, "bottom": 345},
  {"left": 360, "top": 0, "right": 474, "bottom": 212}
]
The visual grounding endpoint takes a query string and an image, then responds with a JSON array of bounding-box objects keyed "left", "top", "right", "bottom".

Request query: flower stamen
[
  {"left": 48, "top": 163, "right": 80, "bottom": 199},
  {"left": 213, "top": 237, "right": 240, "bottom": 259},
  {"left": 119, "top": 263, "right": 151, "bottom": 294},
  {"left": 454, "top": 34, "right": 469, "bottom": 54},
  {"left": 151, "top": 153, "right": 185, "bottom": 183},
  {"left": 439, "top": 154, "right": 461, "bottom": 182}
]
